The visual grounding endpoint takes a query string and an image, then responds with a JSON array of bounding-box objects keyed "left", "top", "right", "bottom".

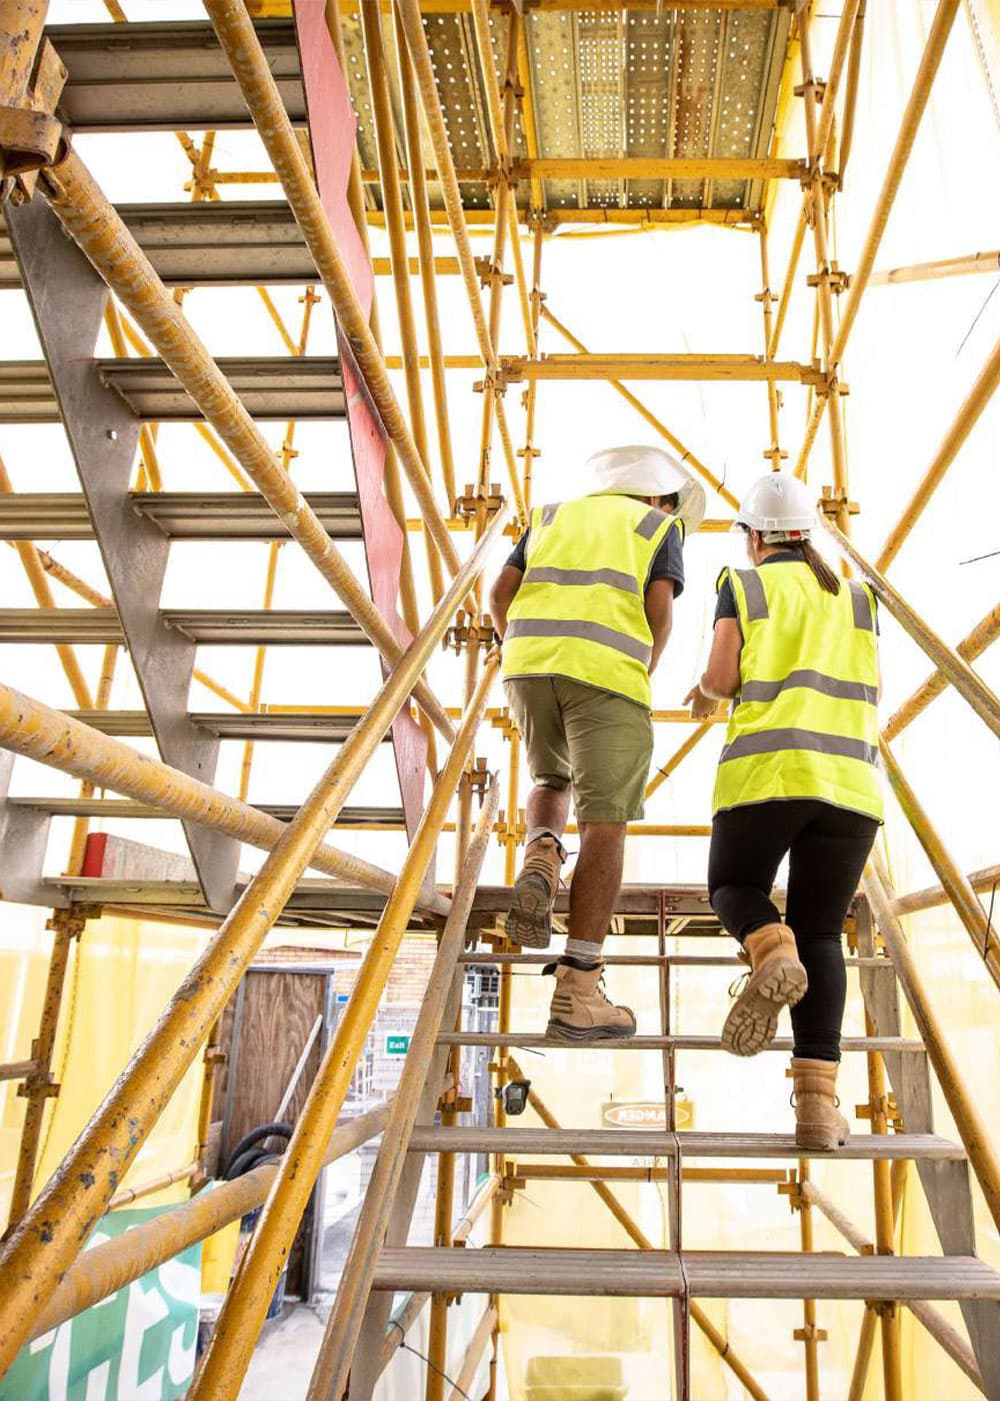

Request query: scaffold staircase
[
  {"left": 2, "top": 3, "right": 1000, "bottom": 1400},
  {"left": 291, "top": 863, "right": 1000, "bottom": 1401}
]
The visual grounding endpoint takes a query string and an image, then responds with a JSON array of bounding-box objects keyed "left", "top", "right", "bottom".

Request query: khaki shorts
[{"left": 505, "top": 675, "right": 653, "bottom": 822}]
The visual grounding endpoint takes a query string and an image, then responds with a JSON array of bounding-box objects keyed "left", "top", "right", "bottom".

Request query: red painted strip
[
  {"left": 293, "top": 0, "right": 428, "bottom": 841},
  {"left": 81, "top": 831, "right": 108, "bottom": 879}
]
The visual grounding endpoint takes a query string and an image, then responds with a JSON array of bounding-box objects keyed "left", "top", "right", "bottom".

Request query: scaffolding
[{"left": 0, "top": 0, "right": 999, "bottom": 1397}]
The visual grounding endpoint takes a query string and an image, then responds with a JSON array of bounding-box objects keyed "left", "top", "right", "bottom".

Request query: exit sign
[{"left": 386, "top": 1035, "right": 410, "bottom": 1056}]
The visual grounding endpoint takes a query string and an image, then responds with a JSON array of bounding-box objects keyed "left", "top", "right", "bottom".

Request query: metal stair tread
[
  {"left": 13, "top": 798, "right": 403, "bottom": 826},
  {"left": 0, "top": 609, "right": 369, "bottom": 645},
  {"left": 0, "top": 358, "right": 345, "bottom": 423},
  {"left": 53, "top": 710, "right": 386, "bottom": 742},
  {"left": 0, "top": 491, "right": 362, "bottom": 541},
  {"left": 406, "top": 1126, "right": 964, "bottom": 1161},
  {"left": 460, "top": 952, "right": 889, "bottom": 969},
  {"left": 436, "top": 1031, "right": 925, "bottom": 1053},
  {"left": 0, "top": 200, "right": 318, "bottom": 290},
  {"left": 48, "top": 19, "right": 305, "bottom": 133},
  {"left": 373, "top": 1247, "right": 1000, "bottom": 1300}
]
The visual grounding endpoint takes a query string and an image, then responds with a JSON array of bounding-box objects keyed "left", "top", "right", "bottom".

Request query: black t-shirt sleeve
[
  {"left": 647, "top": 525, "right": 685, "bottom": 598},
  {"left": 714, "top": 571, "right": 738, "bottom": 624},
  {"left": 506, "top": 528, "right": 529, "bottom": 572}
]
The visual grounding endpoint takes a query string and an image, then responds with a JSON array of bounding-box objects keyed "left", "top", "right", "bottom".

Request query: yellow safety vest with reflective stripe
[
  {"left": 501, "top": 494, "right": 680, "bottom": 708},
  {"left": 712, "top": 561, "right": 883, "bottom": 821}
]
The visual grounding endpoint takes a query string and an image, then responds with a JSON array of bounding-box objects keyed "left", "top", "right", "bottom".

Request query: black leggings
[{"left": 708, "top": 800, "right": 879, "bottom": 1062}]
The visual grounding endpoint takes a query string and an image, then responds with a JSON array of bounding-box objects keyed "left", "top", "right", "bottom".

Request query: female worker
[{"left": 685, "top": 473, "right": 882, "bottom": 1151}]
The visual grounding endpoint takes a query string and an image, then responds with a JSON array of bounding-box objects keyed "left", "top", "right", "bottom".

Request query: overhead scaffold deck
[{"left": 1, "top": 0, "right": 1000, "bottom": 1398}]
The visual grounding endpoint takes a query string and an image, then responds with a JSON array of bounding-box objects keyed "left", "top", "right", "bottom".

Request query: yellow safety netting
[{"left": 0, "top": 906, "right": 204, "bottom": 1225}]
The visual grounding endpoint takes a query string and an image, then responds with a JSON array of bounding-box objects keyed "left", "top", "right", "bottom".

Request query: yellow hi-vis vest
[
  {"left": 712, "top": 561, "right": 883, "bottom": 821},
  {"left": 501, "top": 494, "right": 681, "bottom": 708}
]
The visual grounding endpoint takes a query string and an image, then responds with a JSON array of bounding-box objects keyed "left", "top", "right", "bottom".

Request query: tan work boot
[
  {"left": 791, "top": 1057, "right": 850, "bottom": 1151},
  {"left": 721, "top": 922, "right": 807, "bottom": 1057},
  {"left": 505, "top": 833, "right": 565, "bottom": 948},
  {"left": 544, "top": 960, "right": 637, "bottom": 1042}
]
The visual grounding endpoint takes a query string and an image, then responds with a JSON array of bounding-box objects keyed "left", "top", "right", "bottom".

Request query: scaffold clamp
[
  {"left": 443, "top": 609, "right": 495, "bottom": 653},
  {"left": 454, "top": 481, "right": 504, "bottom": 522},
  {"left": 818, "top": 486, "right": 860, "bottom": 519},
  {"left": 0, "top": 2, "right": 68, "bottom": 204}
]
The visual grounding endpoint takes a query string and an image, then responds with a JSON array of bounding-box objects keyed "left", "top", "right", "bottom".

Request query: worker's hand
[{"left": 684, "top": 684, "right": 720, "bottom": 720}]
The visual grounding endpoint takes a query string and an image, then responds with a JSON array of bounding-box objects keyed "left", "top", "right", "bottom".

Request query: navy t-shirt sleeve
[
  {"left": 647, "top": 525, "right": 685, "bottom": 598},
  {"left": 714, "top": 571, "right": 737, "bottom": 624},
  {"left": 506, "top": 528, "right": 529, "bottom": 572}
]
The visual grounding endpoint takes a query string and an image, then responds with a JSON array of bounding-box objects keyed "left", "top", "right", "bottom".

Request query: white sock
[{"left": 564, "top": 938, "right": 601, "bottom": 967}]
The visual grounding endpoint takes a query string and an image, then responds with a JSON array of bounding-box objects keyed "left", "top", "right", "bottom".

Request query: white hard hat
[
  {"left": 586, "top": 444, "right": 707, "bottom": 533},
  {"left": 735, "top": 472, "right": 816, "bottom": 538}
]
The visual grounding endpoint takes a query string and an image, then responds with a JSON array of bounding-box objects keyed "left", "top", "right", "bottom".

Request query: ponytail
[{"left": 786, "top": 538, "right": 841, "bottom": 595}]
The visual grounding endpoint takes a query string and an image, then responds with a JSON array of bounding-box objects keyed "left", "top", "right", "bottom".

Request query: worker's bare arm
[
  {"left": 489, "top": 565, "right": 524, "bottom": 638},
  {"left": 685, "top": 618, "right": 742, "bottom": 717},
  {"left": 644, "top": 578, "right": 674, "bottom": 675}
]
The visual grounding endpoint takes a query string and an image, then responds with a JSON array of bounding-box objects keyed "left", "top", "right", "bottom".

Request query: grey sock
[{"left": 564, "top": 938, "right": 601, "bottom": 967}]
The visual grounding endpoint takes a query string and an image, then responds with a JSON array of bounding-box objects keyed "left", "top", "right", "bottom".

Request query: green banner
[{"left": 0, "top": 1204, "right": 201, "bottom": 1401}]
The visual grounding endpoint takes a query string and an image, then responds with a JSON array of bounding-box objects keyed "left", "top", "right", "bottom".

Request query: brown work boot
[
  {"left": 505, "top": 833, "right": 565, "bottom": 948},
  {"left": 721, "top": 922, "right": 807, "bottom": 1057},
  {"left": 544, "top": 959, "right": 637, "bottom": 1042},
  {"left": 791, "top": 1057, "right": 850, "bottom": 1151}
]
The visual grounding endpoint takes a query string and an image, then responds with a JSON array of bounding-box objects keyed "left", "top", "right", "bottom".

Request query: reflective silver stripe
[
  {"left": 506, "top": 617, "right": 652, "bottom": 665},
  {"left": 539, "top": 502, "right": 561, "bottom": 526},
  {"left": 735, "top": 569, "right": 769, "bottom": 621},
  {"left": 523, "top": 565, "right": 640, "bottom": 596},
  {"left": 740, "top": 669, "right": 878, "bottom": 706},
  {"left": 720, "top": 727, "right": 878, "bottom": 766},
  {"left": 849, "top": 581, "right": 874, "bottom": 632},
  {"left": 635, "top": 507, "right": 667, "bottom": 540}
]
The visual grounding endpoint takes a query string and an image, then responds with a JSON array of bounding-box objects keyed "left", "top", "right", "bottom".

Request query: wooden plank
[{"left": 217, "top": 968, "right": 328, "bottom": 1296}]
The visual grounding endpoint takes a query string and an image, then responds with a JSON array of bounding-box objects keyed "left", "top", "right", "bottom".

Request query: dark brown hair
[
  {"left": 783, "top": 537, "right": 841, "bottom": 595},
  {"left": 743, "top": 527, "right": 841, "bottom": 595}
]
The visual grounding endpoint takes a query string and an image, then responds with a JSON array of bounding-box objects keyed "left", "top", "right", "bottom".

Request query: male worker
[{"left": 489, "top": 445, "right": 705, "bottom": 1042}]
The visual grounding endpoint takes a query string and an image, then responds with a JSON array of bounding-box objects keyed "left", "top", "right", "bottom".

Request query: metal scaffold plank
[
  {"left": 0, "top": 359, "right": 346, "bottom": 422},
  {"left": 372, "top": 1248, "right": 1000, "bottom": 1301},
  {"left": 0, "top": 491, "right": 363, "bottom": 541}
]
